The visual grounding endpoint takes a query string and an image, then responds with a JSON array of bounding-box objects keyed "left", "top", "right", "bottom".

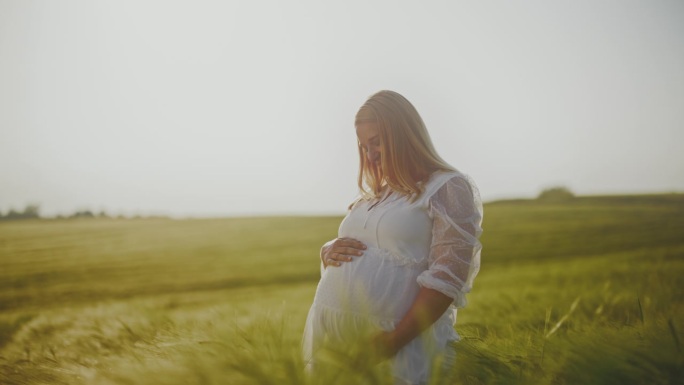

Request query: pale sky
[{"left": 1, "top": 0, "right": 683, "bottom": 217}]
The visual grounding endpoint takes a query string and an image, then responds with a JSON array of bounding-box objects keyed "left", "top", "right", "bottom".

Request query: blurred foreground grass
[{"left": 1, "top": 194, "right": 683, "bottom": 384}]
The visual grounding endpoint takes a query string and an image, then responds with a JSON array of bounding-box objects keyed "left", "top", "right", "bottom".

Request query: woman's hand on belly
[{"left": 321, "top": 237, "right": 367, "bottom": 268}]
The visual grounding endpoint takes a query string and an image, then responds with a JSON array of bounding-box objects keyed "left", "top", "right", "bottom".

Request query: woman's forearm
[{"left": 379, "top": 287, "right": 453, "bottom": 356}]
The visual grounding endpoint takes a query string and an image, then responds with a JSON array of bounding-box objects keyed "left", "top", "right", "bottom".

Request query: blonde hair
[{"left": 355, "top": 90, "right": 454, "bottom": 201}]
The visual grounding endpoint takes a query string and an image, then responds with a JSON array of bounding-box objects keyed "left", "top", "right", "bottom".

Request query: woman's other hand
[
  {"left": 368, "top": 331, "right": 401, "bottom": 363},
  {"left": 321, "top": 238, "right": 366, "bottom": 268}
]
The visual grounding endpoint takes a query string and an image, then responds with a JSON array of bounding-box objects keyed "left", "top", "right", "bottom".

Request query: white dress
[{"left": 302, "top": 170, "right": 483, "bottom": 385}]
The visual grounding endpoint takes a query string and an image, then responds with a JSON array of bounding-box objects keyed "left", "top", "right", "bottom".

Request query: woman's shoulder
[
  {"left": 426, "top": 169, "right": 468, "bottom": 190},
  {"left": 421, "top": 169, "right": 477, "bottom": 202}
]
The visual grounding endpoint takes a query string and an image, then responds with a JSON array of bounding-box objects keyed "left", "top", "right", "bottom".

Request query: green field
[{"left": 1, "top": 195, "right": 683, "bottom": 384}]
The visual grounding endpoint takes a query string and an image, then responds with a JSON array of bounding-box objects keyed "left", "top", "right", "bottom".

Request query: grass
[{"left": 1, "top": 194, "right": 683, "bottom": 384}]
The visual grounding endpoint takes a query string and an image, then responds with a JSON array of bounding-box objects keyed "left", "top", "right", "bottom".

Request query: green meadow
[{"left": 1, "top": 194, "right": 683, "bottom": 385}]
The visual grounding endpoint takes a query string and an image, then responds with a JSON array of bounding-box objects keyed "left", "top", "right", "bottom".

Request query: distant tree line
[
  {"left": 0, "top": 204, "right": 41, "bottom": 221},
  {"left": 0, "top": 204, "right": 160, "bottom": 221},
  {"left": 537, "top": 186, "right": 575, "bottom": 202}
]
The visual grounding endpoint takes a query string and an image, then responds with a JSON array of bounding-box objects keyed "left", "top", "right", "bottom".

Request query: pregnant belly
[{"left": 313, "top": 247, "right": 423, "bottom": 321}]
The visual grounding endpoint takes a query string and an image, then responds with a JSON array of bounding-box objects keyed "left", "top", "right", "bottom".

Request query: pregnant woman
[{"left": 302, "top": 90, "right": 483, "bottom": 385}]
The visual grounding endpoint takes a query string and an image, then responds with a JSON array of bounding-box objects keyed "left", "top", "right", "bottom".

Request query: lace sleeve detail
[{"left": 416, "top": 174, "right": 483, "bottom": 308}]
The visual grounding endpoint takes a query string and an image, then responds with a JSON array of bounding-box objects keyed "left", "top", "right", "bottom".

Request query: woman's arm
[{"left": 371, "top": 287, "right": 452, "bottom": 358}]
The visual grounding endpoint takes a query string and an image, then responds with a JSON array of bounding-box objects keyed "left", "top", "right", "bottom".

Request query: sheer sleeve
[{"left": 416, "top": 174, "right": 483, "bottom": 308}]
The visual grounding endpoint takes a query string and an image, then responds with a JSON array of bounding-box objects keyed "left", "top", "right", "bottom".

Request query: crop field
[{"left": 1, "top": 194, "right": 683, "bottom": 384}]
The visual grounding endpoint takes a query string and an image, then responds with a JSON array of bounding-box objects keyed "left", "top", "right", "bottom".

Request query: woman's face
[{"left": 356, "top": 122, "right": 382, "bottom": 166}]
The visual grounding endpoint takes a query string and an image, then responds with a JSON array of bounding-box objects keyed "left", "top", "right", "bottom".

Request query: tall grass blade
[
  {"left": 668, "top": 318, "right": 681, "bottom": 353},
  {"left": 540, "top": 307, "right": 552, "bottom": 365},
  {"left": 545, "top": 297, "right": 580, "bottom": 339}
]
